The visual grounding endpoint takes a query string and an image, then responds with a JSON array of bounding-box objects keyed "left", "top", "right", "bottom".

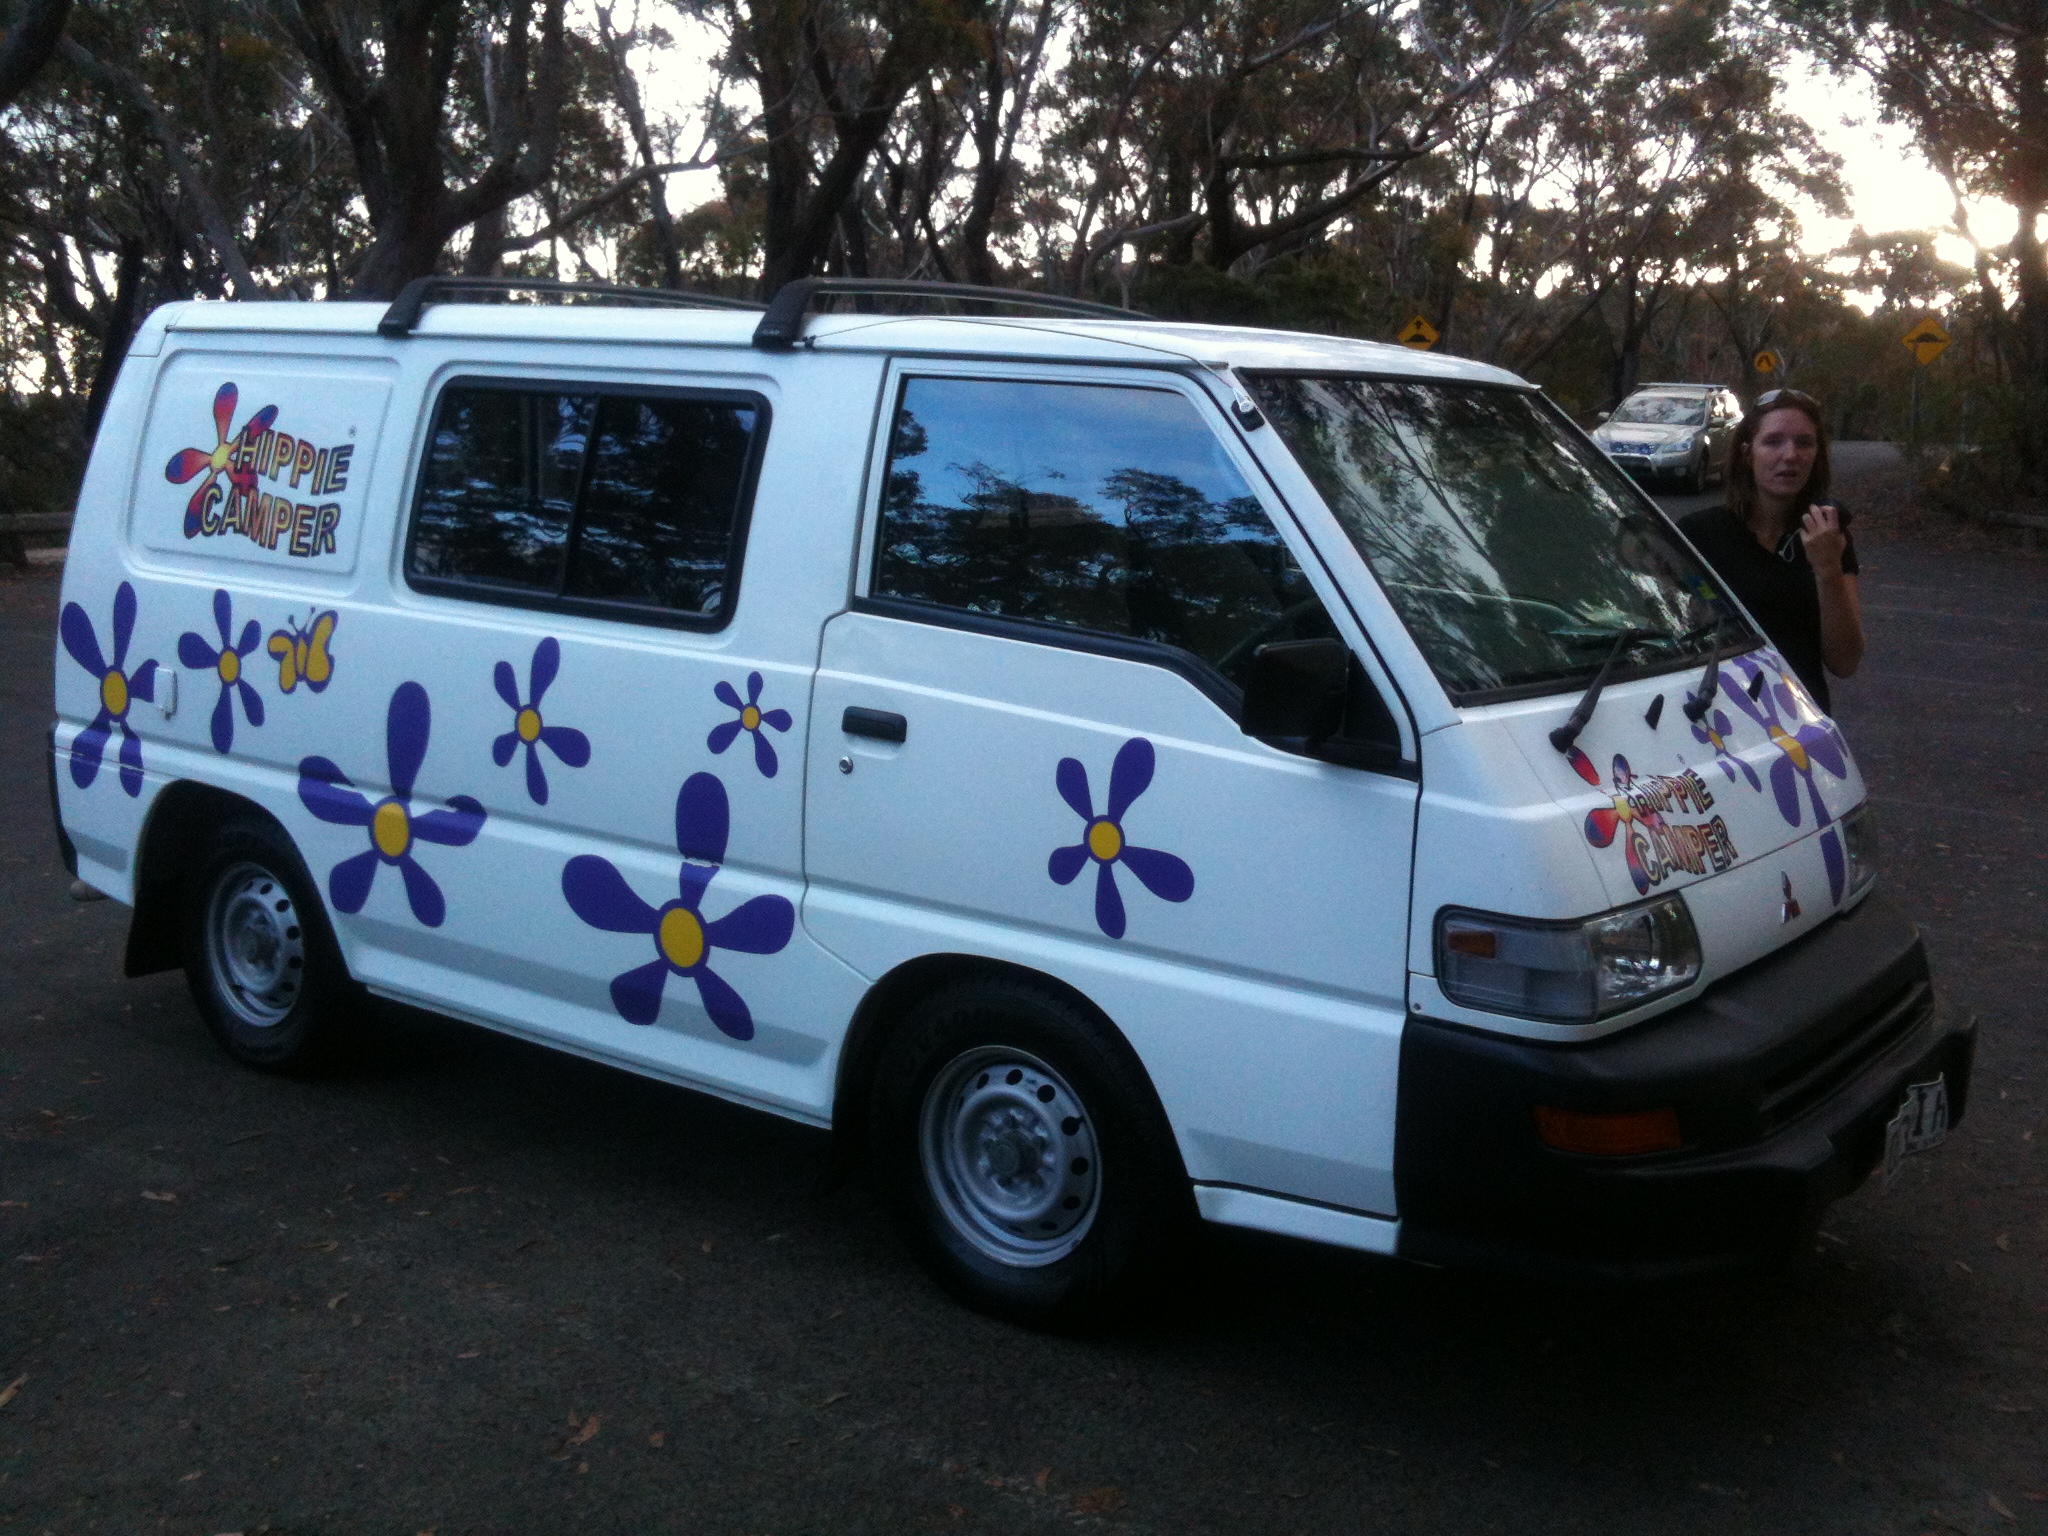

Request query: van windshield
[{"left": 1246, "top": 375, "right": 1752, "bottom": 701}]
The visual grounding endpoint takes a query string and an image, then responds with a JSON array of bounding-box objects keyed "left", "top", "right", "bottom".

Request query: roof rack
[
  {"left": 751, "top": 277, "right": 1147, "bottom": 350},
  {"left": 377, "top": 275, "right": 765, "bottom": 338}
]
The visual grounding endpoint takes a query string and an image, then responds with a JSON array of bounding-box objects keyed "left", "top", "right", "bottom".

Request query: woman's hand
[{"left": 1800, "top": 502, "right": 1849, "bottom": 576}]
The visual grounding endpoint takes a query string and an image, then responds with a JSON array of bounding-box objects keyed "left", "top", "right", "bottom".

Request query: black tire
[
  {"left": 1684, "top": 451, "right": 1707, "bottom": 494},
  {"left": 180, "top": 817, "right": 356, "bottom": 1071},
  {"left": 869, "top": 976, "right": 1191, "bottom": 1329}
]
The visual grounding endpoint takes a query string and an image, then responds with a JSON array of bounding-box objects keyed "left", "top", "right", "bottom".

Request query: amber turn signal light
[{"left": 1533, "top": 1105, "right": 1683, "bottom": 1156}]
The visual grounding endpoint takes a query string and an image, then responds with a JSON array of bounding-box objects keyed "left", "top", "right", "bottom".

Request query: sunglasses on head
[{"left": 1752, "top": 388, "right": 1820, "bottom": 413}]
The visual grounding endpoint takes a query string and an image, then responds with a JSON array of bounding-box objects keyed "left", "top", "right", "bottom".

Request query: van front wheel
[
  {"left": 870, "top": 979, "right": 1187, "bottom": 1328},
  {"left": 181, "top": 820, "right": 353, "bottom": 1071}
]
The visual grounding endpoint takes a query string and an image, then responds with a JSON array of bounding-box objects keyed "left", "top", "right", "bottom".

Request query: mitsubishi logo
[{"left": 1781, "top": 872, "right": 1802, "bottom": 923}]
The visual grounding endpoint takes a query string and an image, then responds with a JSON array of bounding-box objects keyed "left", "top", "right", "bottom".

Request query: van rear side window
[{"left": 406, "top": 380, "right": 766, "bottom": 626}]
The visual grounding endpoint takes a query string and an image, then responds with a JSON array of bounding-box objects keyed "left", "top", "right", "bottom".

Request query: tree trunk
[{"left": 82, "top": 241, "right": 145, "bottom": 441}]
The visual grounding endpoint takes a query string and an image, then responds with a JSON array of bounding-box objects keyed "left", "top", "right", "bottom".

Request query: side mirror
[{"left": 1240, "top": 639, "right": 1403, "bottom": 771}]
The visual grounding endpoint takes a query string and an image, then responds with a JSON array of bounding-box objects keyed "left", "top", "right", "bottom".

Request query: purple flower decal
[
  {"left": 1048, "top": 736, "right": 1194, "bottom": 939},
  {"left": 1690, "top": 704, "right": 1761, "bottom": 792},
  {"left": 297, "top": 682, "right": 486, "bottom": 927},
  {"left": 177, "top": 588, "right": 265, "bottom": 754},
  {"left": 1724, "top": 654, "right": 1851, "bottom": 901},
  {"left": 707, "top": 672, "right": 793, "bottom": 778},
  {"left": 561, "top": 773, "right": 794, "bottom": 1040},
  {"left": 60, "top": 580, "right": 159, "bottom": 796},
  {"left": 491, "top": 637, "right": 590, "bottom": 805}
]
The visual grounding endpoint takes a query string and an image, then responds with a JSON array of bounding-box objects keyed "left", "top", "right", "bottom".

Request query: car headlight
[
  {"left": 1840, "top": 802, "right": 1877, "bottom": 898},
  {"left": 1652, "top": 438, "right": 1692, "bottom": 458},
  {"left": 1436, "top": 895, "right": 1703, "bottom": 1022}
]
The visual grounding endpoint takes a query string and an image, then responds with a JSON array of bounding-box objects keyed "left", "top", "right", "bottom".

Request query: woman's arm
[{"left": 1802, "top": 503, "right": 1865, "bottom": 677}]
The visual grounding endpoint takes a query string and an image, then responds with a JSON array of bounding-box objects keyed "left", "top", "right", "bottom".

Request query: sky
[{"left": 1783, "top": 64, "right": 2012, "bottom": 276}]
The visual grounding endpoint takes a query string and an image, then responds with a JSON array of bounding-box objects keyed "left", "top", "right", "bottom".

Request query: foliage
[{"left": 0, "top": 0, "right": 2023, "bottom": 508}]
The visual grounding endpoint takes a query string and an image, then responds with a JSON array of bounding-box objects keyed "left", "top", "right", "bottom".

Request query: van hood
[{"left": 1498, "top": 646, "right": 1866, "bottom": 914}]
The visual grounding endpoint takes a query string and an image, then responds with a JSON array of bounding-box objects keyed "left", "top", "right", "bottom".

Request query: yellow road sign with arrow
[
  {"left": 1753, "top": 350, "right": 1779, "bottom": 374},
  {"left": 1902, "top": 317, "right": 1951, "bottom": 366}
]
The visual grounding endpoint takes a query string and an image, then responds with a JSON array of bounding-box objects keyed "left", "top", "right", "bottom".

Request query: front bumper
[{"left": 1393, "top": 892, "right": 1974, "bottom": 1280}]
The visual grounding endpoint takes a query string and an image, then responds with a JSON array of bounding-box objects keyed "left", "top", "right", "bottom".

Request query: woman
[{"left": 1678, "top": 388, "right": 1864, "bottom": 713}]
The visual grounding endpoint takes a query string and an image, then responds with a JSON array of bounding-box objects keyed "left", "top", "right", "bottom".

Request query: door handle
[{"left": 842, "top": 706, "right": 907, "bottom": 743}]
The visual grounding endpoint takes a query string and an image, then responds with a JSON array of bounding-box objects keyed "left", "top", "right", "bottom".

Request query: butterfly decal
[{"left": 269, "top": 610, "right": 337, "bottom": 694}]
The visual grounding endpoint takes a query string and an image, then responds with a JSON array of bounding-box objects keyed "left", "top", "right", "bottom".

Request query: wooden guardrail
[{"left": 0, "top": 511, "right": 72, "bottom": 570}]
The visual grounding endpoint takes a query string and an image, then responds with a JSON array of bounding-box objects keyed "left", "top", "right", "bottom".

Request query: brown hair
[{"left": 1726, "top": 389, "right": 1832, "bottom": 533}]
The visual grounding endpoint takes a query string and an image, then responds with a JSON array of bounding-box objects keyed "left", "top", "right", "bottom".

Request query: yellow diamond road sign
[
  {"left": 1397, "top": 315, "right": 1439, "bottom": 350},
  {"left": 1754, "top": 350, "right": 1779, "bottom": 374},
  {"left": 1903, "top": 316, "right": 1951, "bottom": 366}
]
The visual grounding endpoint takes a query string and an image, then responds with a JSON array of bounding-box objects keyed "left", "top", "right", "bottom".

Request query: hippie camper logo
[{"left": 165, "top": 382, "right": 352, "bottom": 558}]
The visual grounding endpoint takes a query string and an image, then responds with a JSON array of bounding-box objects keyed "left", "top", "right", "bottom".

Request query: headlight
[
  {"left": 1840, "top": 803, "right": 1877, "bottom": 898},
  {"left": 1652, "top": 437, "right": 1692, "bottom": 458},
  {"left": 1436, "top": 895, "right": 1703, "bottom": 1022}
]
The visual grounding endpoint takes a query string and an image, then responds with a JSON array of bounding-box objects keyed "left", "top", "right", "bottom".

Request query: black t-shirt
[{"left": 1678, "top": 502, "right": 1859, "bottom": 713}]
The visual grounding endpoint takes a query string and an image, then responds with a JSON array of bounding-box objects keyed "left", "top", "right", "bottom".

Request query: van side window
[
  {"left": 407, "top": 381, "right": 765, "bottom": 625},
  {"left": 412, "top": 388, "right": 594, "bottom": 593},
  {"left": 873, "top": 377, "right": 1335, "bottom": 690}
]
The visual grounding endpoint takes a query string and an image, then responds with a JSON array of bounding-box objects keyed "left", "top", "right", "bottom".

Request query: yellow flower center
[
  {"left": 1088, "top": 820, "right": 1123, "bottom": 862},
  {"left": 658, "top": 906, "right": 706, "bottom": 970},
  {"left": 100, "top": 669, "right": 129, "bottom": 717},
  {"left": 741, "top": 704, "right": 762, "bottom": 732},
  {"left": 372, "top": 800, "right": 411, "bottom": 859},
  {"left": 210, "top": 442, "right": 233, "bottom": 472},
  {"left": 218, "top": 648, "right": 240, "bottom": 685},
  {"left": 516, "top": 706, "right": 543, "bottom": 744},
  {"left": 1769, "top": 724, "right": 1809, "bottom": 773}
]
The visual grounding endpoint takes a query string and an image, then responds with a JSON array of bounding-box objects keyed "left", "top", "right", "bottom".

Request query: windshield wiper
[
  {"left": 1548, "top": 627, "right": 1669, "bottom": 756},
  {"left": 1681, "top": 613, "right": 1741, "bottom": 722}
]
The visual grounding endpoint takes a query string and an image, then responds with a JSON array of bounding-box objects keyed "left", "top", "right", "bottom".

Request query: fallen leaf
[
  {"left": 180, "top": 1470, "right": 203, "bottom": 1481},
  {"left": 946, "top": 1504, "right": 965, "bottom": 1519},
  {"left": 1989, "top": 1493, "right": 2018, "bottom": 1523},
  {"left": 0, "top": 1374, "right": 25, "bottom": 1408},
  {"left": 1073, "top": 1487, "right": 1127, "bottom": 1515},
  {"left": 141, "top": 1191, "right": 177, "bottom": 1203},
  {"left": 380, "top": 1189, "right": 410, "bottom": 1203},
  {"left": 326, "top": 1294, "right": 348, "bottom": 1310},
  {"left": 305, "top": 1240, "right": 338, "bottom": 1254},
  {"left": 1995, "top": 1233, "right": 2012, "bottom": 1252},
  {"left": 1034, "top": 1468, "right": 1050, "bottom": 1492},
  {"left": 567, "top": 1414, "right": 600, "bottom": 1447},
  {"left": 456, "top": 1351, "right": 480, "bottom": 1360},
  {"left": 821, "top": 1391, "right": 847, "bottom": 1406},
  {"left": 648, "top": 1432, "right": 666, "bottom": 1448},
  {"left": 700, "top": 1239, "right": 714, "bottom": 1254},
  {"left": 446, "top": 1186, "right": 480, "bottom": 1196}
]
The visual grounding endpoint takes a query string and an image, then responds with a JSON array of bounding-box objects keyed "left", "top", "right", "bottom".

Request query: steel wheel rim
[
  {"left": 918, "top": 1045, "right": 1101, "bottom": 1267},
  {"left": 205, "top": 861, "right": 306, "bottom": 1029}
]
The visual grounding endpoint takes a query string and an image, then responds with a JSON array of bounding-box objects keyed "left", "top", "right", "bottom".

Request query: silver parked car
[{"left": 1590, "top": 383, "right": 1741, "bottom": 493}]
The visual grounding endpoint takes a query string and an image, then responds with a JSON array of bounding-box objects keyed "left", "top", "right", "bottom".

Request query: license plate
[{"left": 1882, "top": 1075, "right": 1950, "bottom": 1186}]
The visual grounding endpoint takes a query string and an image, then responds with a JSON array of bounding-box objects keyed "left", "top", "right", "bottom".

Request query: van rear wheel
[
  {"left": 870, "top": 977, "right": 1188, "bottom": 1329},
  {"left": 182, "top": 819, "right": 354, "bottom": 1071}
]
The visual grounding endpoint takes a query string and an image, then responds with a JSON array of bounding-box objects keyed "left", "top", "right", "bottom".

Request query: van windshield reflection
[{"left": 1245, "top": 375, "right": 1752, "bottom": 701}]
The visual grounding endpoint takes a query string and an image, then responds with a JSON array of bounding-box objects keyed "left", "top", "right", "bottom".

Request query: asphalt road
[{"left": 2, "top": 469, "right": 2042, "bottom": 1534}]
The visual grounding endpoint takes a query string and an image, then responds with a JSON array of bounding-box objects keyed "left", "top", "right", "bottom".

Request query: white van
[{"left": 49, "top": 278, "right": 1973, "bottom": 1323}]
